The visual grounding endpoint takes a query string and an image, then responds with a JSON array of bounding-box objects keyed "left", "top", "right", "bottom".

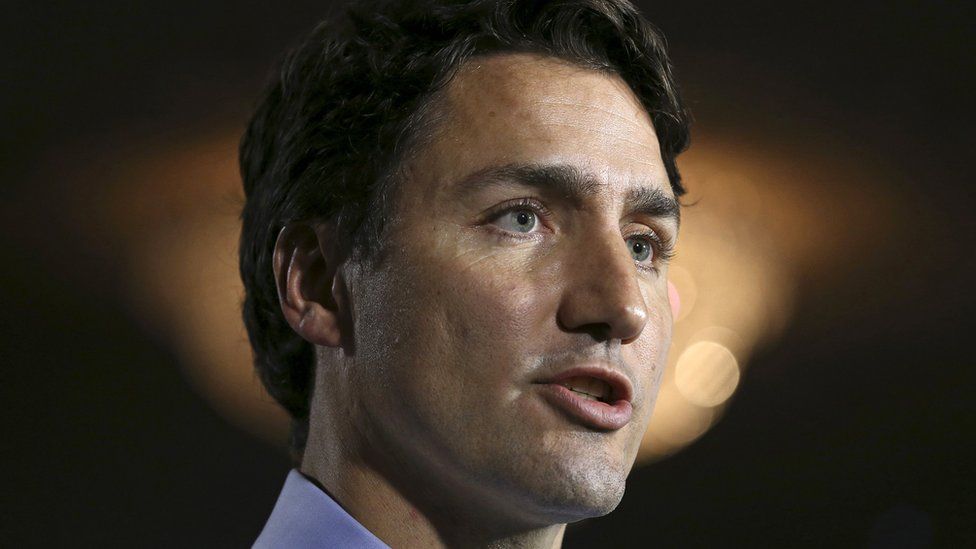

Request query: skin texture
[{"left": 274, "top": 53, "right": 679, "bottom": 548}]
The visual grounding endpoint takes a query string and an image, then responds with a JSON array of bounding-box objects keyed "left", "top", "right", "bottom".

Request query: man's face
[{"left": 342, "top": 54, "right": 677, "bottom": 525}]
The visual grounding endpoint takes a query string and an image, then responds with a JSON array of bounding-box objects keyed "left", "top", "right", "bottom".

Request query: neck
[
  {"left": 299, "top": 380, "right": 567, "bottom": 548},
  {"left": 301, "top": 455, "right": 566, "bottom": 548}
]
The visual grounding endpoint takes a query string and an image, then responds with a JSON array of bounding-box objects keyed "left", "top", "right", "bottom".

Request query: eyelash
[{"left": 483, "top": 197, "right": 676, "bottom": 272}]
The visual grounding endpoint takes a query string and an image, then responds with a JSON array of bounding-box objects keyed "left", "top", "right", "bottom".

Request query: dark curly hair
[{"left": 239, "top": 0, "right": 691, "bottom": 460}]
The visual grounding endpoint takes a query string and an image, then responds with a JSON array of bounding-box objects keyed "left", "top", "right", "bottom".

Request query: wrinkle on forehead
[
  {"left": 402, "top": 52, "right": 671, "bottom": 211},
  {"left": 537, "top": 120, "right": 657, "bottom": 152},
  {"left": 530, "top": 99, "right": 648, "bottom": 131}
]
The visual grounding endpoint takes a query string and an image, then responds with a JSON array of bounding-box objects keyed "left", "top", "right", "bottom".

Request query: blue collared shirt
[{"left": 254, "top": 469, "right": 390, "bottom": 548}]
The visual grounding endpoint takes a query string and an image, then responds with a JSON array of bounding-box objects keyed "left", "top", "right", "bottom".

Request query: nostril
[{"left": 586, "top": 323, "right": 613, "bottom": 342}]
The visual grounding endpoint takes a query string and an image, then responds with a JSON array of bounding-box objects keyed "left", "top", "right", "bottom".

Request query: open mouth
[
  {"left": 533, "top": 369, "right": 633, "bottom": 431},
  {"left": 556, "top": 376, "right": 613, "bottom": 403}
]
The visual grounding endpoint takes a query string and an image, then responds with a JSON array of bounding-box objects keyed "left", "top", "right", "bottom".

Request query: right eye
[{"left": 492, "top": 208, "right": 540, "bottom": 234}]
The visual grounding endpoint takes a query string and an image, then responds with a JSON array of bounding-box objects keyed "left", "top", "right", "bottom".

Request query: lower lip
[{"left": 535, "top": 383, "right": 633, "bottom": 431}]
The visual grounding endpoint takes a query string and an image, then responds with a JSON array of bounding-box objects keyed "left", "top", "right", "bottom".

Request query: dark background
[{"left": 2, "top": 1, "right": 973, "bottom": 547}]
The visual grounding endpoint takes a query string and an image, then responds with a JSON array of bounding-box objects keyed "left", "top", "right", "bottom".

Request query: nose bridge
[{"left": 558, "top": 224, "right": 649, "bottom": 343}]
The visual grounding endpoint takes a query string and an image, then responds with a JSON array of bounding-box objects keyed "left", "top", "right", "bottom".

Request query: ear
[
  {"left": 667, "top": 279, "right": 681, "bottom": 319},
  {"left": 272, "top": 221, "right": 348, "bottom": 348}
]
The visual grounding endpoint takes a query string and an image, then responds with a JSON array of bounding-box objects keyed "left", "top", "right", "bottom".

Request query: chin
[
  {"left": 507, "top": 450, "right": 630, "bottom": 525},
  {"left": 531, "top": 479, "right": 627, "bottom": 525}
]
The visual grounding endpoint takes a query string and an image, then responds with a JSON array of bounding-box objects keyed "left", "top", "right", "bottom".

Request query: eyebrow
[{"left": 453, "top": 162, "right": 681, "bottom": 227}]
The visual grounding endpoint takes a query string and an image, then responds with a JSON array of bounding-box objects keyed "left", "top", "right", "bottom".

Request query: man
[{"left": 241, "top": 0, "right": 689, "bottom": 546}]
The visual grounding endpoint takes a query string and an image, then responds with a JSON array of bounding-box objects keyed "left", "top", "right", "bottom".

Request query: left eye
[
  {"left": 625, "top": 236, "right": 653, "bottom": 262},
  {"left": 493, "top": 208, "right": 539, "bottom": 233}
]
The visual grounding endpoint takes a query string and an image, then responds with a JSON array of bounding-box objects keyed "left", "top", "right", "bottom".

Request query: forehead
[{"left": 406, "top": 53, "right": 672, "bottom": 205}]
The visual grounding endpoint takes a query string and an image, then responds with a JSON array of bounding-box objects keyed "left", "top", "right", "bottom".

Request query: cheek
[
  {"left": 646, "top": 292, "right": 674, "bottom": 363},
  {"left": 438, "top": 251, "right": 556, "bottom": 386},
  {"left": 627, "top": 280, "right": 673, "bottom": 406},
  {"left": 358, "top": 242, "right": 557, "bottom": 411},
  {"left": 455, "top": 269, "right": 537, "bottom": 339}
]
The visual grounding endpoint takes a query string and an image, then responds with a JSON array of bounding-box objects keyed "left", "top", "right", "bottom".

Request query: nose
[{"left": 557, "top": 227, "right": 649, "bottom": 344}]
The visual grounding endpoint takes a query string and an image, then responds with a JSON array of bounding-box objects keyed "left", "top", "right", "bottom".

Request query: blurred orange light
[{"left": 675, "top": 340, "right": 740, "bottom": 408}]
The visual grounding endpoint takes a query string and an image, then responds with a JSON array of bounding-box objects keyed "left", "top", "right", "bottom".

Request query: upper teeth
[{"left": 559, "top": 376, "right": 611, "bottom": 401}]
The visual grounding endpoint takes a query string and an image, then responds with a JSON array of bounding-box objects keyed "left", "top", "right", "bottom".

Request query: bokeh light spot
[{"left": 674, "top": 340, "right": 740, "bottom": 407}]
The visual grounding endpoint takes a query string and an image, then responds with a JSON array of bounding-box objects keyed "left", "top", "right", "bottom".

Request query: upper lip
[{"left": 535, "top": 363, "right": 634, "bottom": 403}]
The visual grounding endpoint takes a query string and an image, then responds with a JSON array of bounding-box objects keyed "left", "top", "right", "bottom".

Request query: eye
[
  {"left": 492, "top": 208, "right": 540, "bottom": 234},
  {"left": 625, "top": 234, "right": 655, "bottom": 263}
]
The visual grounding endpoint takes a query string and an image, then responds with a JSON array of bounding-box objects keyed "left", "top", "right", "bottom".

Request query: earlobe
[
  {"left": 667, "top": 279, "right": 680, "bottom": 319},
  {"left": 272, "top": 222, "right": 346, "bottom": 348}
]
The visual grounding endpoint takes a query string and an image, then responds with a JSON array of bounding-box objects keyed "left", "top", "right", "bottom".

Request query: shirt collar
[{"left": 254, "top": 469, "right": 390, "bottom": 548}]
